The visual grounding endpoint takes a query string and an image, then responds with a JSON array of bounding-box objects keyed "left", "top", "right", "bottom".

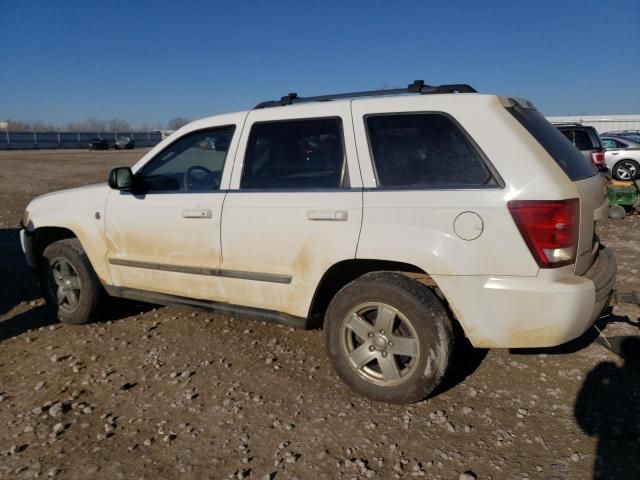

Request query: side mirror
[{"left": 108, "top": 167, "right": 134, "bottom": 191}]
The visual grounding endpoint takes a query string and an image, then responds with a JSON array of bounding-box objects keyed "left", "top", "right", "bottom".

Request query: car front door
[
  {"left": 105, "top": 121, "right": 242, "bottom": 302},
  {"left": 219, "top": 104, "right": 363, "bottom": 321},
  {"left": 603, "top": 138, "right": 625, "bottom": 168}
]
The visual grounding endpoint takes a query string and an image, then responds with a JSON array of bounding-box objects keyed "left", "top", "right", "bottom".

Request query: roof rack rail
[
  {"left": 551, "top": 122, "right": 585, "bottom": 127},
  {"left": 254, "top": 80, "right": 477, "bottom": 109}
]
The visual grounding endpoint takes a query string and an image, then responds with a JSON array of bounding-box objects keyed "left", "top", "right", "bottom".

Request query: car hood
[{"left": 27, "top": 182, "right": 110, "bottom": 218}]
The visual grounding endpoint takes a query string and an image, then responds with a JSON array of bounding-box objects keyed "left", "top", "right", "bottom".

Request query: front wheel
[
  {"left": 39, "top": 239, "right": 104, "bottom": 325},
  {"left": 612, "top": 159, "right": 640, "bottom": 181},
  {"left": 324, "top": 272, "right": 454, "bottom": 404}
]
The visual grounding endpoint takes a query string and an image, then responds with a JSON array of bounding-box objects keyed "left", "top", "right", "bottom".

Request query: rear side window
[
  {"left": 366, "top": 113, "right": 498, "bottom": 188},
  {"left": 241, "top": 118, "right": 346, "bottom": 189},
  {"left": 610, "top": 138, "right": 628, "bottom": 148},
  {"left": 573, "top": 130, "right": 594, "bottom": 150},
  {"left": 507, "top": 107, "right": 596, "bottom": 181},
  {"left": 559, "top": 127, "right": 602, "bottom": 151},
  {"left": 602, "top": 138, "right": 619, "bottom": 149}
]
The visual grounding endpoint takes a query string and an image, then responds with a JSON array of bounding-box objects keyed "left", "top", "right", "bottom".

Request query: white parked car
[
  {"left": 601, "top": 135, "right": 640, "bottom": 180},
  {"left": 21, "top": 81, "right": 616, "bottom": 404}
]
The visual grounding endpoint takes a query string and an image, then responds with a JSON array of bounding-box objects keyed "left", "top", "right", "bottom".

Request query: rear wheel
[
  {"left": 324, "top": 272, "right": 454, "bottom": 404},
  {"left": 612, "top": 159, "right": 639, "bottom": 181},
  {"left": 39, "top": 239, "right": 104, "bottom": 325}
]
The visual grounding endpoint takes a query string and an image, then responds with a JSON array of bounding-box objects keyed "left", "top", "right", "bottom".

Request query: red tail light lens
[
  {"left": 590, "top": 151, "right": 605, "bottom": 167},
  {"left": 508, "top": 199, "right": 580, "bottom": 268}
]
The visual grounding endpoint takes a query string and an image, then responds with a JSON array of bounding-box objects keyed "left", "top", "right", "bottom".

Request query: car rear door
[{"left": 219, "top": 103, "right": 363, "bottom": 319}]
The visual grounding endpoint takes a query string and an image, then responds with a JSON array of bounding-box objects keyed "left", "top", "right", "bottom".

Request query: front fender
[{"left": 25, "top": 184, "right": 111, "bottom": 285}]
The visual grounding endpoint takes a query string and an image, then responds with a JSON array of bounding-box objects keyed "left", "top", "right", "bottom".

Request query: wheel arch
[
  {"left": 308, "top": 259, "right": 456, "bottom": 329},
  {"left": 31, "top": 226, "right": 78, "bottom": 266}
]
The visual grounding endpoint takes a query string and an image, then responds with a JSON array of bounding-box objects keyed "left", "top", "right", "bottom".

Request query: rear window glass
[
  {"left": 366, "top": 113, "right": 498, "bottom": 188},
  {"left": 507, "top": 107, "right": 596, "bottom": 181}
]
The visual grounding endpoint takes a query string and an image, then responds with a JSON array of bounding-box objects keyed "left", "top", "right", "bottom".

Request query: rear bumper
[{"left": 433, "top": 248, "right": 617, "bottom": 348}]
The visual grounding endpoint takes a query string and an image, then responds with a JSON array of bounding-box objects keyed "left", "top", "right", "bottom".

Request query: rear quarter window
[
  {"left": 507, "top": 107, "right": 597, "bottom": 181},
  {"left": 366, "top": 113, "right": 499, "bottom": 188}
]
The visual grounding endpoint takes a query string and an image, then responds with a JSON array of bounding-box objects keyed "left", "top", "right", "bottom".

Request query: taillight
[
  {"left": 508, "top": 199, "right": 579, "bottom": 268},
  {"left": 590, "top": 151, "right": 605, "bottom": 167}
]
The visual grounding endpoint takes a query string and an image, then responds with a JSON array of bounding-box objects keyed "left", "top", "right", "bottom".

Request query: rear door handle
[
  {"left": 182, "top": 208, "right": 212, "bottom": 219},
  {"left": 307, "top": 210, "right": 348, "bottom": 221}
]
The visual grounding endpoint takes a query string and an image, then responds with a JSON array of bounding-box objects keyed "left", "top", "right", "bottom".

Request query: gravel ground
[{"left": 0, "top": 149, "right": 639, "bottom": 480}]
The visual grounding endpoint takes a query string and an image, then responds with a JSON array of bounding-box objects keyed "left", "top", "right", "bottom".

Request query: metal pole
[
  {"left": 57, "top": 129, "right": 61, "bottom": 148},
  {"left": 33, "top": 130, "right": 37, "bottom": 148},
  {"left": 77, "top": 131, "right": 80, "bottom": 147}
]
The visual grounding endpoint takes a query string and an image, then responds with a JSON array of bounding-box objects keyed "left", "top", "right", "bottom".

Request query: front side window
[
  {"left": 138, "top": 126, "right": 235, "bottom": 193},
  {"left": 366, "top": 113, "right": 498, "bottom": 188},
  {"left": 241, "top": 118, "right": 346, "bottom": 189}
]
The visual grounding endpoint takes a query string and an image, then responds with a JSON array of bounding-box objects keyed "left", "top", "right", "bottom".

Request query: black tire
[
  {"left": 39, "top": 238, "right": 104, "bottom": 325},
  {"left": 324, "top": 272, "right": 454, "bottom": 404},
  {"left": 612, "top": 159, "right": 640, "bottom": 181}
]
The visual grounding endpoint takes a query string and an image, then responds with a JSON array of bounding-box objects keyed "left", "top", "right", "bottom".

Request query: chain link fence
[{"left": 0, "top": 131, "right": 164, "bottom": 150}]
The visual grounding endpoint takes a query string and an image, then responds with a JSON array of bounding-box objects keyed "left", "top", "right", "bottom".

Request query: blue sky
[{"left": 1, "top": 0, "right": 638, "bottom": 127}]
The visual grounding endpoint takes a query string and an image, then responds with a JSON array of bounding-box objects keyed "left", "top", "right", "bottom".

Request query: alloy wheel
[
  {"left": 49, "top": 257, "right": 82, "bottom": 314},
  {"left": 341, "top": 302, "right": 421, "bottom": 387},
  {"left": 615, "top": 161, "right": 638, "bottom": 180}
]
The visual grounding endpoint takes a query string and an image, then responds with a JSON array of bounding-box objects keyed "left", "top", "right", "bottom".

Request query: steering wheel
[{"left": 184, "top": 165, "right": 218, "bottom": 191}]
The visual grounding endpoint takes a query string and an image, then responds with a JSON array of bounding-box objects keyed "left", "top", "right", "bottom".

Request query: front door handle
[
  {"left": 307, "top": 210, "right": 348, "bottom": 221},
  {"left": 182, "top": 208, "right": 212, "bottom": 219}
]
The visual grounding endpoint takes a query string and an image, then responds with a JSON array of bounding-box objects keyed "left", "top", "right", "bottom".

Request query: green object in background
[{"left": 606, "top": 183, "right": 638, "bottom": 206}]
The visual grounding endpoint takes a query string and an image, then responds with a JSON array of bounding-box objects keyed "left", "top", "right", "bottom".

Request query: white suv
[{"left": 20, "top": 82, "right": 617, "bottom": 404}]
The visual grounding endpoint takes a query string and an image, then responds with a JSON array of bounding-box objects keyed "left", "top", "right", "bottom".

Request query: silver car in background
[
  {"left": 603, "top": 130, "right": 640, "bottom": 144},
  {"left": 601, "top": 135, "right": 640, "bottom": 180}
]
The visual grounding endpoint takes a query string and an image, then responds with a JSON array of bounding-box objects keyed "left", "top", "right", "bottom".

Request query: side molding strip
[{"left": 108, "top": 258, "right": 292, "bottom": 284}]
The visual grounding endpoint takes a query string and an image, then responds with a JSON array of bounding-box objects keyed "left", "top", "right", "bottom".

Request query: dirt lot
[{"left": 0, "top": 149, "right": 639, "bottom": 480}]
